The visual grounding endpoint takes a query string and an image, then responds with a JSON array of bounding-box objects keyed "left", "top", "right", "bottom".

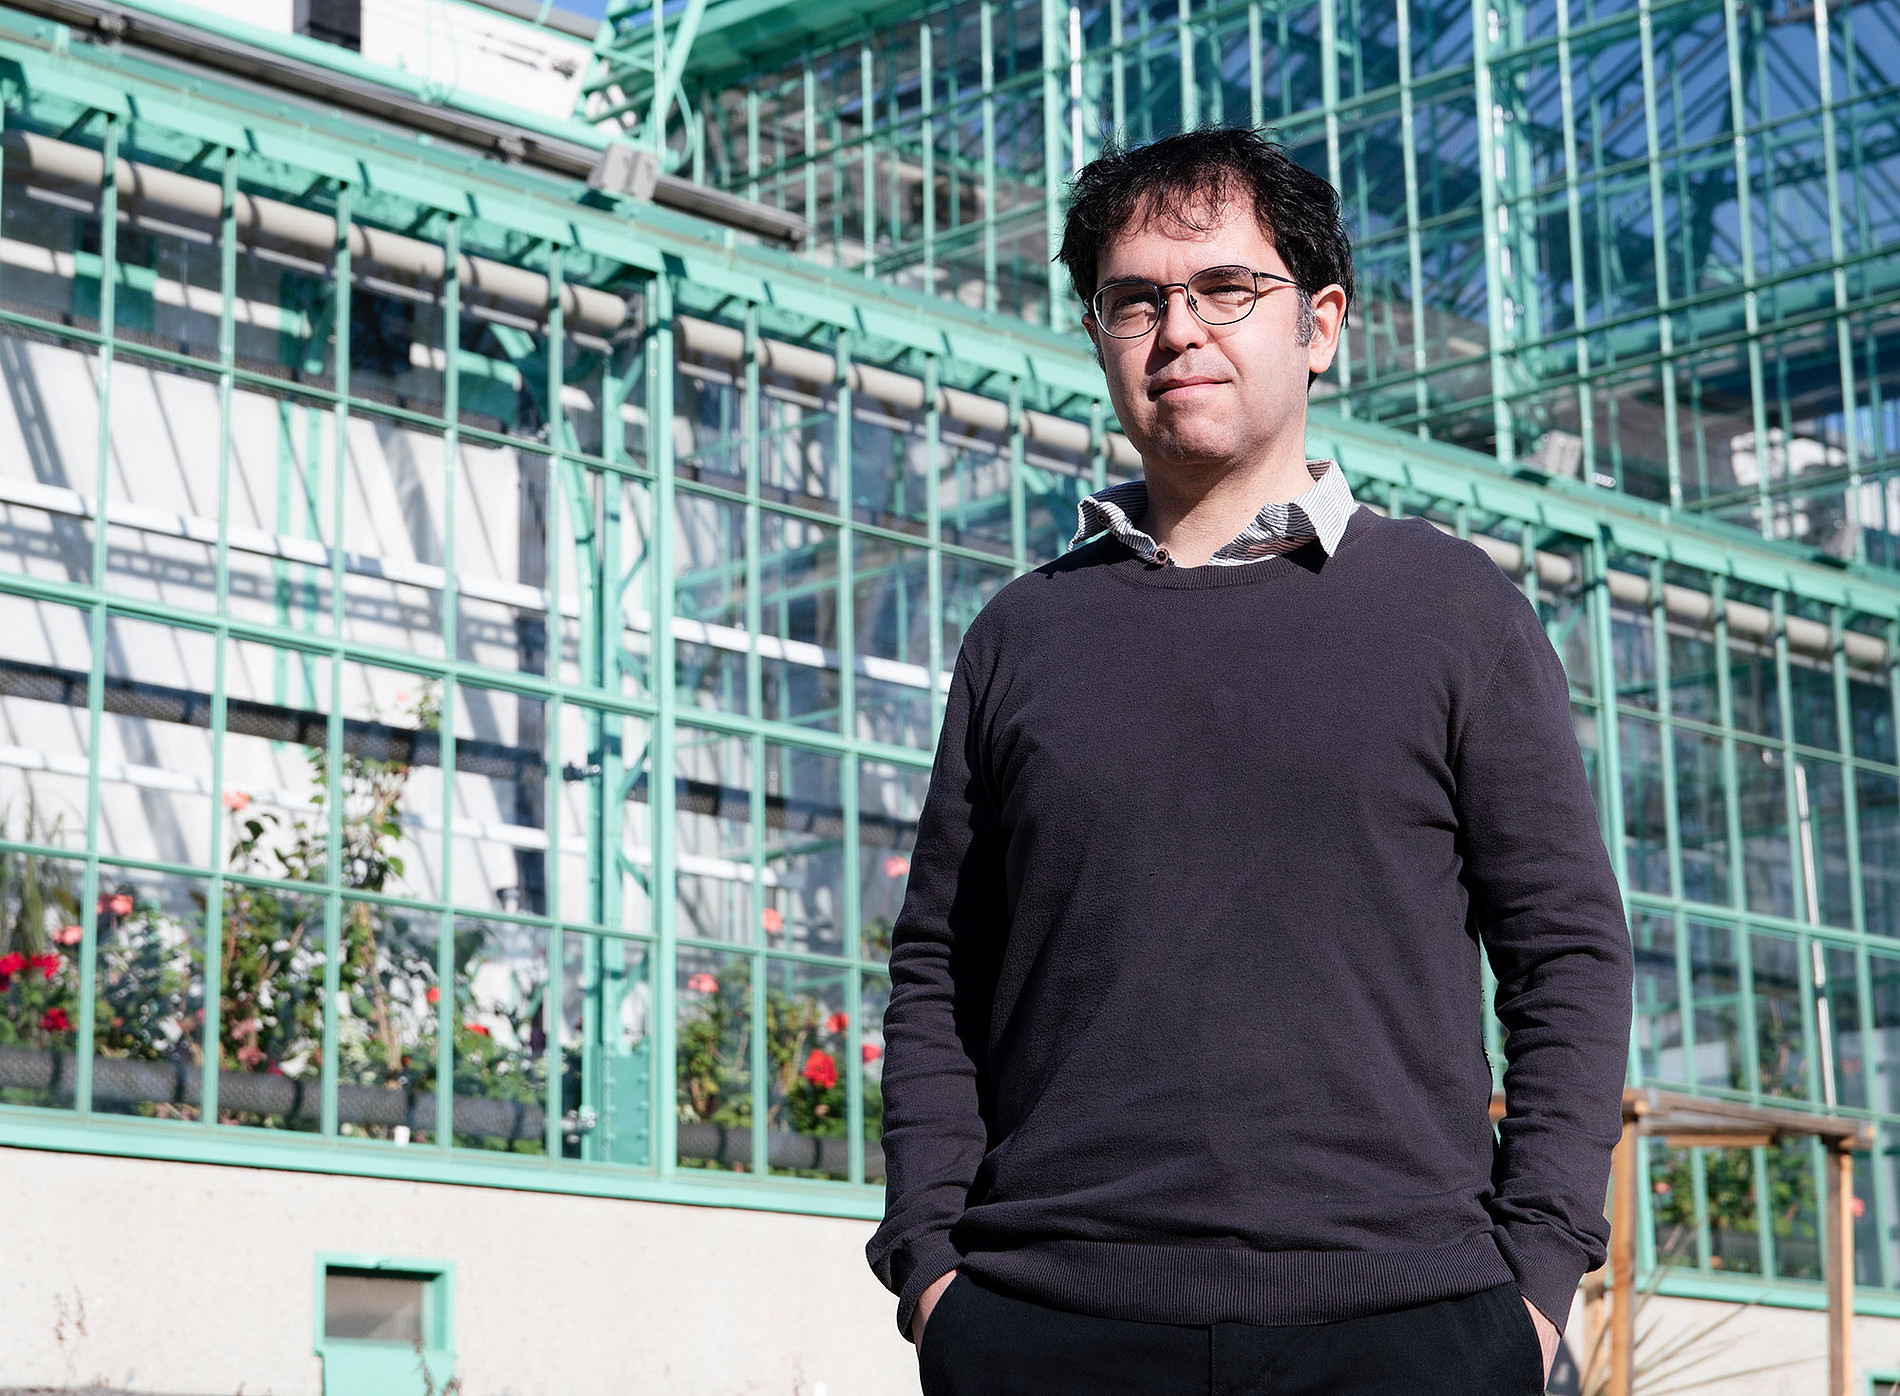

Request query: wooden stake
[
  {"left": 1609, "top": 1121, "right": 1637, "bottom": 1396},
  {"left": 1827, "top": 1142, "right": 1855, "bottom": 1396}
]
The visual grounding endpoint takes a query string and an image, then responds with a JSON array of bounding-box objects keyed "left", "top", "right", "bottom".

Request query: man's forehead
[{"left": 1098, "top": 192, "right": 1279, "bottom": 271}]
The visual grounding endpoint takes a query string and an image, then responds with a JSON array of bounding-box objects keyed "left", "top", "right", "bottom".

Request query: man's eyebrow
[{"left": 1094, "top": 274, "right": 1153, "bottom": 291}]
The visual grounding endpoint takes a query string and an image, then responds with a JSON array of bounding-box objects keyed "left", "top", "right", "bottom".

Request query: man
[{"left": 867, "top": 127, "right": 1633, "bottom": 1396}]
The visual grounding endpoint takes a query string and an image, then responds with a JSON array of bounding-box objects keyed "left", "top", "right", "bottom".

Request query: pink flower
[
  {"left": 39, "top": 1007, "right": 70, "bottom": 1034},
  {"left": 824, "top": 1011, "right": 848, "bottom": 1035},
  {"left": 862, "top": 1042, "right": 882, "bottom": 1063},
  {"left": 761, "top": 907, "right": 784, "bottom": 933},
  {"left": 1854, "top": 1196, "right": 1868, "bottom": 1219},
  {"left": 98, "top": 893, "right": 133, "bottom": 919},
  {"left": 223, "top": 790, "right": 251, "bottom": 812},
  {"left": 800, "top": 1049, "right": 838, "bottom": 1091},
  {"left": 883, "top": 854, "right": 911, "bottom": 879},
  {"left": 56, "top": 924, "right": 83, "bottom": 947},
  {"left": 236, "top": 1042, "right": 265, "bottom": 1069},
  {"left": 686, "top": 972, "right": 718, "bottom": 995}
]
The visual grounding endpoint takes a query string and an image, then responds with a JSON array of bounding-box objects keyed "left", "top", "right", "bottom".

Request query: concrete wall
[
  {"left": 0, "top": 1146, "right": 918, "bottom": 1396},
  {"left": 11, "top": 1143, "right": 1900, "bottom": 1394}
]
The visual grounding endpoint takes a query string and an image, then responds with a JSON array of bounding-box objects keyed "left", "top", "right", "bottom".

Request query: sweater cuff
[
  {"left": 1492, "top": 1220, "right": 1593, "bottom": 1338},
  {"left": 892, "top": 1232, "right": 964, "bottom": 1341}
]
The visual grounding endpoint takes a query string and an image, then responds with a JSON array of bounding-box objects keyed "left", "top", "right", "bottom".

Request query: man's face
[{"left": 1083, "top": 197, "right": 1342, "bottom": 476}]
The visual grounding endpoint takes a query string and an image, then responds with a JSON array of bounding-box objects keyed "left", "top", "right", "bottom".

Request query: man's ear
[
  {"left": 1304, "top": 284, "right": 1348, "bottom": 378},
  {"left": 1082, "top": 313, "right": 1104, "bottom": 370}
]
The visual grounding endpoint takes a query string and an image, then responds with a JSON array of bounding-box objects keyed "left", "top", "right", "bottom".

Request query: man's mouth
[{"left": 1151, "top": 377, "right": 1227, "bottom": 399}]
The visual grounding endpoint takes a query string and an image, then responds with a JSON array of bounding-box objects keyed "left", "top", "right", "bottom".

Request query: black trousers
[{"left": 917, "top": 1276, "right": 1546, "bottom": 1396}]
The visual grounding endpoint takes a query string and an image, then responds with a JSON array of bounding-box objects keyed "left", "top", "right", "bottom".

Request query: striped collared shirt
[{"left": 1070, "top": 458, "right": 1358, "bottom": 567}]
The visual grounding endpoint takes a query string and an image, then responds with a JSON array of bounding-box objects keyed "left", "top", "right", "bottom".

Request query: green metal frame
[
  {"left": 667, "top": 0, "right": 1899, "bottom": 552},
  {"left": 4, "top": 0, "right": 1900, "bottom": 1323}
]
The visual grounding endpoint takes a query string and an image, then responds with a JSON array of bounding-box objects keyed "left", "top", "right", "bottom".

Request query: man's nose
[{"left": 1153, "top": 285, "right": 1206, "bottom": 352}]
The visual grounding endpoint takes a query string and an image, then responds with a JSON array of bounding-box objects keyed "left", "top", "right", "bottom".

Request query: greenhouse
[{"left": 0, "top": 0, "right": 1897, "bottom": 1386}]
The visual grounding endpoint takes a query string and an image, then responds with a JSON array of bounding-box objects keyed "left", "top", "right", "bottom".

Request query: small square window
[
  {"left": 316, "top": 1256, "right": 454, "bottom": 1396},
  {"left": 323, "top": 1268, "right": 427, "bottom": 1343}
]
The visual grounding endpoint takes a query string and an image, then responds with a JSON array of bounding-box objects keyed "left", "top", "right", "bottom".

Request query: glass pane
[
  {"left": 98, "top": 615, "right": 216, "bottom": 868},
  {"left": 1769, "top": 1140, "right": 1821, "bottom": 1281},
  {"left": 852, "top": 386, "right": 928, "bottom": 534},
  {"left": 558, "top": 707, "right": 652, "bottom": 933},
  {"left": 217, "top": 881, "right": 325, "bottom": 1130},
  {"left": 1851, "top": 673, "right": 1895, "bottom": 765},
  {"left": 1824, "top": 946, "right": 1865, "bottom": 1109},
  {"left": 220, "top": 641, "right": 331, "bottom": 883},
  {"left": 674, "top": 490, "right": 748, "bottom": 716},
  {"left": 340, "top": 418, "right": 447, "bottom": 659},
  {"left": 1620, "top": 717, "right": 1667, "bottom": 894},
  {"left": 759, "top": 509, "right": 841, "bottom": 729},
  {"left": 1751, "top": 933, "right": 1809, "bottom": 1101},
  {"left": 764, "top": 957, "right": 849, "bottom": 1180},
  {"left": 0, "top": 850, "right": 84, "bottom": 1108},
  {"left": 1667, "top": 626, "right": 1718, "bottom": 723},
  {"left": 1611, "top": 607, "right": 1656, "bottom": 709},
  {"left": 0, "top": 594, "right": 92, "bottom": 849},
  {"left": 862, "top": 969, "right": 888, "bottom": 1183},
  {"left": 1728, "top": 645, "right": 1781, "bottom": 739},
  {"left": 853, "top": 535, "right": 932, "bottom": 748},
  {"left": 1674, "top": 730, "right": 1728, "bottom": 907},
  {"left": 939, "top": 423, "right": 1012, "bottom": 557},
  {"left": 675, "top": 729, "right": 752, "bottom": 945},
  {"left": 1860, "top": 769, "right": 1900, "bottom": 937},
  {"left": 859, "top": 761, "right": 926, "bottom": 965},
  {"left": 1737, "top": 741, "right": 1793, "bottom": 919},
  {"left": 452, "top": 683, "right": 545, "bottom": 915},
  {"left": 451, "top": 917, "right": 547, "bottom": 1152},
  {"left": 454, "top": 441, "right": 550, "bottom": 675},
  {"left": 91, "top": 867, "right": 206, "bottom": 1120},
  {"left": 763, "top": 744, "right": 845, "bottom": 958},
  {"left": 1688, "top": 920, "right": 1745, "bottom": 1091},
  {"left": 942, "top": 555, "right": 1011, "bottom": 666},
  {"left": 335, "top": 901, "right": 437, "bottom": 1145},
  {"left": 558, "top": 930, "right": 651, "bottom": 1165},
  {"left": 1789, "top": 658, "right": 1838, "bottom": 752},
  {"left": 1704, "top": 1146, "right": 1762, "bottom": 1274},
  {"left": 1797, "top": 758, "right": 1852, "bottom": 929},
  {"left": 676, "top": 947, "right": 751, "bottom": 1171},
  {"left": 337, "top": 664, "right": 444, "bottom": 904},
  {"left": 1647, "top": 1142, "right": 1695, "bottom": 1264},
  {"left": 759, "top": 365, "right": 839, "bottom": 510},
  {"left": 676, "top": 343, "right": 746, "bottom": 486},
  {"left": 1631, "top": 912, "right": 1681, "bottom": 1084},
  {"left": 324, "top": 1270, "right": 425, "bottom": 1343}
]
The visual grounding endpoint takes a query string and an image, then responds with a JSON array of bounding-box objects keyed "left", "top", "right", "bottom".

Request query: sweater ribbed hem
[{"left": 956, "top": 1232, "right": 1517, "bottom": 1327}]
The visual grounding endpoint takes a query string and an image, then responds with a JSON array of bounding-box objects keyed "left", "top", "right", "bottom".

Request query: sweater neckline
[{"left": 1100, "top": 506, "right": 1375, "bottom": 589}]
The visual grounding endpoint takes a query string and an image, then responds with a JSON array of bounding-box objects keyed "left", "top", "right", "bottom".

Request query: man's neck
[{"left": 1137, "top": 444, "right": 1316, "bottom": 568}]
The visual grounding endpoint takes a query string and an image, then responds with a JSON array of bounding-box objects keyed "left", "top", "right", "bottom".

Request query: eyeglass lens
[{"left": 1092, "top": 266, "right": 1263, "bottom": 338}]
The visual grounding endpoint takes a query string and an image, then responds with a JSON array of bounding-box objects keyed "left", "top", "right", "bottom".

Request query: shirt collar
[{"left": 1070, "top": 459, "right": 1357, "bottom": 567}]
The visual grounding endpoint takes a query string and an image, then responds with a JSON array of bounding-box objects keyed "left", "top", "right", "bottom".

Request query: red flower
[
  {"left": 465, "top": 1023, "right": 491, "bottom": 1037},
  {"left": 800, "top": 1049, "right": 838, "bottom": 1091},
  {"left": 883, "top": 854, "right": 911, "bottom": 879},
  {"left": 30, "top": 954, "right": 59, "bottom": 981},
  {"left": 39, "top": 1007, "right": 70, "bottom": 1033},
  {"left": 761, "top": 907, "right": 784, "bottom": 933},
  {"left": 56, "top": 924, "right": 83, "bottom": 947},
  {"left": 0, "top": 952, "right": 25, "bottom": 978},
  {"left": 824, "top": 1011, "right": 848, "bottom": 1035},
  {"left": 862, "top": 1042, "right": 882, "bottom": 1063},
  {"left": 425, "top": 986, "right": 441, "bottom": 1004},
  {"left": 686, "top": 972, "right": 719, "bottom": 995}
]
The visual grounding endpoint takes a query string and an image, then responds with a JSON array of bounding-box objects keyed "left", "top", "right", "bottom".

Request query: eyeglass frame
[{"left": 1083, "top": 265, "right": 1304, "bottom": 340}]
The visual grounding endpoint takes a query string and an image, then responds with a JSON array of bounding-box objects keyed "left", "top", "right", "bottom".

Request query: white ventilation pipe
[{"left": 4, "top": 129, "right": 628, "bottom": 332}]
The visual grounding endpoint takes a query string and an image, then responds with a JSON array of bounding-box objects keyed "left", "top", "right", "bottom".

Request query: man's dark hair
[{"left": 1057, "top": 128, "right": 1354, "bottom": 331}]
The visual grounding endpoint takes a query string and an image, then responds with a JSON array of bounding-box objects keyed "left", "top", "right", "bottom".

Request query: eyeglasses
[{"left": 1086, "top": 265, "right": 1300, "bottom": 340}]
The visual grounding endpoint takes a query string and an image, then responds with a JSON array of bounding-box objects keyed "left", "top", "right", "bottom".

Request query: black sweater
[{"left": 866, "top": 508, "right": 1633, "bottom": 1339}]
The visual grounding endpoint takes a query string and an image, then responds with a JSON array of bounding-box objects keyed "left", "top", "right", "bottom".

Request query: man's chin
[{"left": 1133, "top": 425, "right": 1242, "bottom": 472}]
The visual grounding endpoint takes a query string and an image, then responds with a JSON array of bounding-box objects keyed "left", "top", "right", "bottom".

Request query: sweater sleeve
[
  {"left": 864, "top": 649, "right": 1008, "bottom": 1339},
  {"left": 1452, "top": 582, "right": 1634, "bottom": 1334}
]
